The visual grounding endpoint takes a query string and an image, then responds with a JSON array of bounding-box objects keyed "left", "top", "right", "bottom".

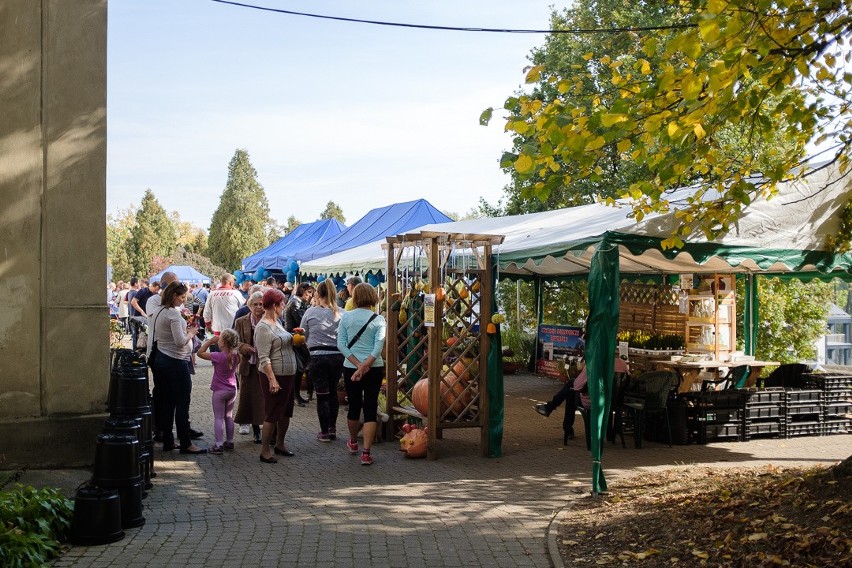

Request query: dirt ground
[{"left": 557, "top": 460, "right": 852, "bottom": 567}]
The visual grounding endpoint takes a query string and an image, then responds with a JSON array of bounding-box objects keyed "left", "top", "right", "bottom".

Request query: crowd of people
[{"left": 107, "top": 273, "right": 386, "bottom": 466}]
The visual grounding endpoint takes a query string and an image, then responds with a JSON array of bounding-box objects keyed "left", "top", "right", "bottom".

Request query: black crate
[
  {"left": 785, "top": 389, "right": 822, "bottom": 403},
  {"left": 804, "top": 373, "right": 852, "bottom": 390},
  {"left": 782, "top": 420, "right": 823, "bottom": 438},
  {"left": 743, "top": 421, "right": 781, "bottom": 440},
  {"left": 683, "top": 390, "right": 747, "bottom": 409},
  {"left": 824, "top": 402, "right": 852, "bottom": 418},
  {"left": 697, "top": 408, "right": 741, "bottom": 423},
  {"left": 822, "top": 389, "right": 852, "bottom": 403},
  {"left": 743, "top": 405, "right": 782, "bottom": 420},
  {"left": 741, "top": 388, "right": 785, "bottom": 405},
  {"left": 786, "top": 404, "right": 823, "bottom": 416},
  {"left": 702, "top": 423, "right": 742, "bottom": 442},
  {"left": 823, "top": 419, "right": 852, "bottom": 435}
]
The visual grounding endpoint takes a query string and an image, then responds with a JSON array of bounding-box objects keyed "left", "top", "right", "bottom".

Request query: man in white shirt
[{"left": 204, "top": 274, "right": 244, "bottom": 338}]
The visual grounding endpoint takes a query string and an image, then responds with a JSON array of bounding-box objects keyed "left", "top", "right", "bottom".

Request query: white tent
[{"left": 301, "top": 163, "right": 852, "bottom": 278}]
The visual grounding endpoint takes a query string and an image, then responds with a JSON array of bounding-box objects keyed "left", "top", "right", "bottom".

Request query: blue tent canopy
[
  {"left": 297, "top": 199, "right": 452, "bottom": 262},
  {"left": 150, "top": 265, "right": 211, "bottom": 284},
  {"left": 242, "top": 218, "right": 346, "bottom": 271}
]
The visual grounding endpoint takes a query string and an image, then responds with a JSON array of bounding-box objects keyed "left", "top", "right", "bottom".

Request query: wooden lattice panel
[
  {"left": 384, "top": 233, "right": 499, "bottom": 459},
  {"left": 438, "top": 270, "right": 482, "bottom": 423},
  {"left": 619, "top": 283, "right": 686, "bottom": 335}
]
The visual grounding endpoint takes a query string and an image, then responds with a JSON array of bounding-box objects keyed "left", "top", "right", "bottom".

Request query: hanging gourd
[
  {"left": 435, "top": 287, "right": 445, "bottom": 302},
  {"left": 486, "top": 322, "right": 497, "bottom": 334}
]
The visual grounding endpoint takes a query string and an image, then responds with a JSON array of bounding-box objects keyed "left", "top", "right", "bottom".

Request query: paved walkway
[{"left": 19, "top": 364, "right": 850, "bottom": 567}]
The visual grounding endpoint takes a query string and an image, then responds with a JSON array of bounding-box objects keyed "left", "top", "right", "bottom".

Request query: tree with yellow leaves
[{"left": 484, "top": 0, "right": 851, "bottom": 248}]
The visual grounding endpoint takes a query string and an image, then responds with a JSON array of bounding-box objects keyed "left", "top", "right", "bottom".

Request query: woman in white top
[{"left": 149, "top": 282, "right": 204, "bottom": 454}]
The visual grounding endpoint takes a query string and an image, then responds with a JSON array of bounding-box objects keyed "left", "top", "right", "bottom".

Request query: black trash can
[{"left": 69, "top": 485, "right": 125, "bottom": 545}]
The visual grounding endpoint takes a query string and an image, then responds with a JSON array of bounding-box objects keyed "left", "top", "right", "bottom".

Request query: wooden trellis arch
[{"left": 383, "top": 231, "right": 504, "bottom": 460}]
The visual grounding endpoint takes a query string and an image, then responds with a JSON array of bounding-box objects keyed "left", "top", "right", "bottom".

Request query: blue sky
[{"left": 107, "top": 0, "right": 564, "bottom": 229}]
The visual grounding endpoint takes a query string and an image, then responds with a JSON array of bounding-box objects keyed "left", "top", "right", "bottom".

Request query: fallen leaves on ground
[{"left": 558, "top": 460, "right": 852, "bottom": 567}]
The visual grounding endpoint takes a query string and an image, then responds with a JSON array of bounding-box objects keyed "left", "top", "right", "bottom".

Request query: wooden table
[{"left": 652, "top": 359, "right": 780, "bottom": 393}]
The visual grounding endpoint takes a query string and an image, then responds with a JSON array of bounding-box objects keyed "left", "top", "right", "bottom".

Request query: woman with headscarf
[
  {"left": 233, "top": 291, "right": 266, "bottom": 444},
  {"left": 301, "top": 279, "right": 343, "bottom": 442},
  {"left": 149, "top": 281, "right": 205, "bottom": 454},
  {"left": 254, "top": 288, "right": 298, "bottom": 463}
]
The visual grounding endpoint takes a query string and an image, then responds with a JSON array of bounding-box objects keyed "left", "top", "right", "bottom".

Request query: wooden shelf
[{"left": 684, "top": 274, "right": 736, "bottom": 360}]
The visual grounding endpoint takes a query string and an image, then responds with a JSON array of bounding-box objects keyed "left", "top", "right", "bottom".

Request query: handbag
[{"left": 146, "top": 309, "right": 165, "bottom": 368}]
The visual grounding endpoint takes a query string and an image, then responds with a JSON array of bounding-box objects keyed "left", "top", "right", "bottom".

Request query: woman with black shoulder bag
[{"left": 337, "top": 283, "right": 386, "bottom": 466}]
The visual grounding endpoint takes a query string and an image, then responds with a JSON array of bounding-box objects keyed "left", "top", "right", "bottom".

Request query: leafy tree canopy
[
  {"left": 285, "top": 215, "right": 302, "bottom": 234},
  {"left": 208, "top": 149, "right": 272, "bottom": 271},
  {"left": 107, "top": 205, "right": 136, "bottom": 282},
  {"left": 484, "top": 0, "right": 851, "bottom": 247},
  {"left": 320, "top": 201, "right": 346, "bottom": 223},
  {"left": 128, "top": 189, "right": 176, "bottom": 277}
]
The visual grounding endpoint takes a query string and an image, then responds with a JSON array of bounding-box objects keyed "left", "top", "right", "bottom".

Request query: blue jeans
[
  {"left": 152, "top": 353, "right": 193, "bottom": 448},
  {"left": 128, "top": 316, "right": 145, "bottom": 350}
]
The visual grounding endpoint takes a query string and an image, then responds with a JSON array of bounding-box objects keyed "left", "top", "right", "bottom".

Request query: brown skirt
[
  {"left": 259, "top": 373, "right": 295, "bottom": 423},
  {"left": 234, "top": 365, "right": 266, "bottom": 426}
]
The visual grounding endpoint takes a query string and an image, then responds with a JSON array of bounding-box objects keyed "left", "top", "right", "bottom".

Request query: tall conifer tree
[
  {"left": 208, "top": 149, "right": 272, "bottom": 271},
  {"left": 128, "top": 189, "right": 176, "bottom": 277}
]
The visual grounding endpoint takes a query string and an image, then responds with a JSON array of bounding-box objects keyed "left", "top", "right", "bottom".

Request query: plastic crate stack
[
  {"left": 783, "top": 388, "right": 823, "bottom": 438},
  {"left": 740, "top": 388, "right": 784, "bottom": 441},
  {"left": 684, "top": 390, "right": 745, "bottom": 444},
  {"left": 805, "top": 373, "right": 852, "bottom": 435}
]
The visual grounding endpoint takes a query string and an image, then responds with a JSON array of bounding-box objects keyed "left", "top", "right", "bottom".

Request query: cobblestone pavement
[{"left": 46, "top": 364, "right": 851, "bottom": 567}]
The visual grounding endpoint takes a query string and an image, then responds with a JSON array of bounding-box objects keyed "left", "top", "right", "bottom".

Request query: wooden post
[
  {"left": 426, "top": 236, "right": 441, "bottom": 460},
  {"left": 384, "top": 242, "right": 399, "bottom": 443},
  {"left": 479, "top": 243, "right": 492, "bottom": 456}
]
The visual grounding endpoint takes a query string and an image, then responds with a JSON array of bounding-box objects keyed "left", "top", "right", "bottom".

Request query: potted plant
[{"left": 501, "top": 327, "right": 536, "bottom": 374}]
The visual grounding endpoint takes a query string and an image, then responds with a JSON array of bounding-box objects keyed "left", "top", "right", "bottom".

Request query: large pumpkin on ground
[{"left": 412, "top": 374, "right": 472, "bottom": 417}]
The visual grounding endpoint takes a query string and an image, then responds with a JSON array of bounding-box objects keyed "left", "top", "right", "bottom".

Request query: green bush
[
  {"left": 502, "top": 327, "right": 536, "bottom": 366},
  {"left": 0, "top": 485, "right": 73, "bottom": 567}
]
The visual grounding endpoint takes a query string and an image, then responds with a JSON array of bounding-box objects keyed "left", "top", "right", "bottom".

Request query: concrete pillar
[{"left": 0, "top": 0, "right": 108, "bottom": 468}]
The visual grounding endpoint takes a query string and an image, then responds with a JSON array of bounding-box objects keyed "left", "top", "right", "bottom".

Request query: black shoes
[
  {"left": 179, "top": 446, "right": 207, "bottom": 454},
  {"left": 534, "top": 403, "right": 551, "bottom": 417},
  {"left": 273, "top": 447, "right": 295, "bottom": 457},
  {"left": 189, "top": 428, "right": 203, "bottom": 439}
]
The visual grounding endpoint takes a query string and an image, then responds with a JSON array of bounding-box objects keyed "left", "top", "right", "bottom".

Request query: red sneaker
[
  {"left": 346, "top": 439, "right": 358, "bottom": 454},
  {"left": 360, "top": 451, "right": 373, "bottom": 466}
]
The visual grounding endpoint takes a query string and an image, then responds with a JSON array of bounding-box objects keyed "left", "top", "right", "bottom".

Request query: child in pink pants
[{"left": 197, "top": 329, "right": 240, "bottom": 454}]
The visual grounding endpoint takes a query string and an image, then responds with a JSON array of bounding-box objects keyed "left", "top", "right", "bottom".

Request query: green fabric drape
[
  {"left": 487, "top": 263, "right": 504, "bottom": 457},
  {"left": 743, "top": 273, "right": 759, "bottom": 355},
  {"left": 585, "top": 237, "right": 620, "bottom": 495}
]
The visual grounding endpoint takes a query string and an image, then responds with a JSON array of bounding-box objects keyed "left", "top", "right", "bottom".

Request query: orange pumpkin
[
  {"left": 404, "top": 428, "right": 428, "bottom": 458},
  {"left": 412, "top": 378, "right": 430, "bottom": 415},
  {"left": 435, "top": 287, "right": 446, "bottom": 301},
  {"left": 452, "top": 358, "right": 471, "bottom": 382},
  {"left": 443, "top": 370, "right": 472, "bottom": 416},
  {"left": 486, "top": 322, "right": 497, "bottom": 334},
  {"left": 446, "top": 336, "right": 458, "bottom": 347}
]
